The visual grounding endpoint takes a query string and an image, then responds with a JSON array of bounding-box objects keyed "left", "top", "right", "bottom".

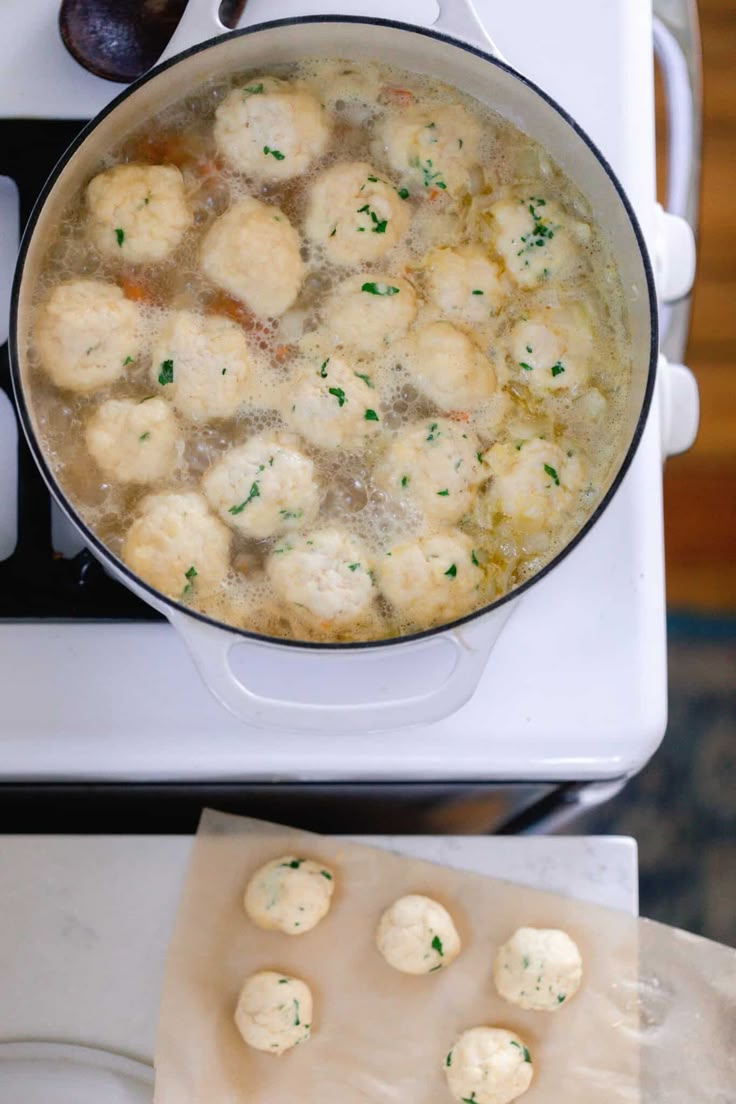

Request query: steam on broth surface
[{"left": 27, "top": 59, "right": 631, "bottom": 643}]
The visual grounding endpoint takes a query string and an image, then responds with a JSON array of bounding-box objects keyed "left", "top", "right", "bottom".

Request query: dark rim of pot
[{"left": 9, "top": 15, "right": 659, "bottom": 653}]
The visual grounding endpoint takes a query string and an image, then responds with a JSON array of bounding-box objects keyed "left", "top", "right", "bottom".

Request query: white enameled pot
[{"left": 10, "top": 0, "right": 658, "bottom": 733}]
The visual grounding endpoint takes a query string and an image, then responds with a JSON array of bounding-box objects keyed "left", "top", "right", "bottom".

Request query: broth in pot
[{"left": 26, "top": 59, "right": 631, "bottom": 643}]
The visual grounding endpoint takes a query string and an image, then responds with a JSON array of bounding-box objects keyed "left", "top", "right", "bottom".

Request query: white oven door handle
[
  {"left": 165, "top": 601, "right": 518, "bottom": 733},
  {"left": 158, "top": 0, "right": 502, "bottom": 66}
]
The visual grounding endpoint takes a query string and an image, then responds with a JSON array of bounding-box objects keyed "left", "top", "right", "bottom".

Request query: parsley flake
[
  {"left": 471, "top": 550, "right": 479, "bottom": 566},
  {"left": 557, "top": 993, "right": 566, "bottom": 1003},
  {"left": 412, "top": 156, "right": 447, "bottom": 190},
  {"left": 471, "top": 289, "right": 484, "bottom": 295},
  {"left": 158, "top": 359, "right": 174, "bottom": 385},
  {"left": 229, "top": 481, "right": 260, "bottom": 514},
  {"left": 138, "top": 431, "right": 150, "bottom": 442},
  {"left": 243, "top": 82, "right": 264, "bottom": 96},
  {"left": 122, "top": 355, "right": 134, "bottom": 366},
  {"left": 293, "top": 999, "right": 300, "bottom": 1026},
  {"left": 181, "top": 565, "right": 197, "bottom": 596},
  {"left": 354, "top": 371, "right": 373, "bottom": 388},
  {"left": 401, "top": 475, "right": 409, "bottom": 487},
  {"left": 446, "top": 1051, "right": 453, "bottom": 1068},
  {"left": 396, "top": 187, "right": 410, "bottom": 200},
  {"left": 319, "top": 358, "right": 330, "bottom": 378},
  {"left": 348, "top": 563, "right": 361, "bottom": 572},
  {"left": 437, "top": 489, "right": 449, "bottom": 496},
  {"left": 426, "top": 422, "right": 439, "bottom": 442},
  {"left": 444, "top": 564, "right": 457, "bottom": 578},
  {"left": 279, "top": 508, "right": 303, "bottom": 520},
  {"left": 263, "top": 145, "right": 285, "bottom": 160},
  {"left": 519, "top": 361, "right": 533, "bottom": 372},
  {"left": 320, "top": 870, "right": 332, "bottom": 880},
  {"left": 544, "top": 463, "right": 560, "bottom": 486},
  {"left": 328, "top": 386, "right": 346, "bottom": 407},
  {"left": 114, "top": 227, "right": 124, "bottom": 247},
  {"left": 361, "top": 281, "right": 399, "bottom": 296},
  {"left": 550, "top": 360, "right": 565, "bottom": 377},
  {"left": 364, "top": 408, "right": 379, "bottom": 422},
  {"left": 432, "top": 934, "right": 445, "bottom": 955}
]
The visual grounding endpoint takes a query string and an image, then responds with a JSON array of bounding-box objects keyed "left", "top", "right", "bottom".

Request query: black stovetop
[{"left": 0, "top": 118, "right": 159, "bottom": 620}]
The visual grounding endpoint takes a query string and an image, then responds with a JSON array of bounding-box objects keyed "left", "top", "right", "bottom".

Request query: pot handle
[
  {"left": 157, "top": 0, "right": 502, "bottom": 66},
  {"left": 166, "top": 600, "right": 517, "bottom": 733},
  {"left": 156, "top": 0, "right": 227, "bottom": 65}
]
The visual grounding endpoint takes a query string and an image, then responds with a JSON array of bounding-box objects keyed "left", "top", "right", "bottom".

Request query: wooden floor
[{"left": 662, "top": 0, "right": 736, "bottom": 611}]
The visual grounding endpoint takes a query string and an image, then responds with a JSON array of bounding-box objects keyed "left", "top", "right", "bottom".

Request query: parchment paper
[{"left": 154, "top": 811, "right": 736, "bottom": 1103}]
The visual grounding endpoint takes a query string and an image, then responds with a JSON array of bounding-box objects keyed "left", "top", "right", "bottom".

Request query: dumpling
[
  {"left": 402, "top": 321, "right": 496, "bottom": 410},
  {"left": 506, "top": 304, "right": 593, "bottom": 394},
  {"left": 86, "top": 164, "right": 191, "bottom": 263},
  {"left": 481, "top": 438, "right": 584, "bottom": 530},
  {"left": 284, "top": 351, "right": 383, "bottom": 450},
  {"left": 201, "top": 197, "right": 304, "bottom": 318},
  {"left": 304, "top": 162, "right": 410, "bottom": 265},
  {"left": 214, "top": 76, "right": 330, "bottom": 180},
  {"left": 34, "top": 279, "right": 141, "bottom": 393},
  {"left": 266, "top": 527, "right": 376, "bottom": 629},
  {"left": 244, "top": 855, "right": 335, "bottom": 934},
  {"left": 85, "top": 397, "right": 181, "bottom": 483},
  {"left": 444, "top": 1027, "right": 534, "bottom": 1104},
  {"left": 323, "top": 274, "right": 417, "bottom": 354},
  {"left": 380, "top": 104, "right": 481, "bottom": 197},
  {"left": 150, "top": 310, "right": 251, "bottom": 421},
  {"left": 378, "top": 530, "right": 484, "bottom": 625},
  {"left": 375, "top": 894, "right": 462, "bottom": 974},
  {"left": 493, "top": 927, "right": 583, "bottom": 1011},
  {"left": 374, "top": 419, "right": 484, "bottom": 524},
  {"left": 122, "top": 491, "right": 230, "bottom": 599},
  {"left": 234, "top": 971, "right": 312, "bottom": 1054},
  {"left": 202, "top": 432, "right": 321, "bottom": 539},
  {"left": 424, "top": 245, "right": 505, "bottom": 323},
  {"left": 487, "top": 196, "right": 590, "bottom": 288}
]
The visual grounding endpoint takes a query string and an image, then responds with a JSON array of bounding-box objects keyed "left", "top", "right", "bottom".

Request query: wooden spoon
[{"left": 58, "top": 0, "right": 246, "bottom": 84}]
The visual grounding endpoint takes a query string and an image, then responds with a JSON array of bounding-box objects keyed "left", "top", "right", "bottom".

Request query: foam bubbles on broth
[{"left": 25, "top": 57, "right": 632, "bottom": 643}]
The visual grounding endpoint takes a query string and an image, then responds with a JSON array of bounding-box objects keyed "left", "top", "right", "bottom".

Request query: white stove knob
[
  {"left": 654, "top": 203, "right": 697, "bottom": 304},
  {"left": 659, "top": 355, "right": 699, "bottom": 457}
]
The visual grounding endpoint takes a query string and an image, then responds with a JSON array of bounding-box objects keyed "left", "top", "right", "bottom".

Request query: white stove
[{"left": 0, "top": 0, "right": 698, "bottom": 788}]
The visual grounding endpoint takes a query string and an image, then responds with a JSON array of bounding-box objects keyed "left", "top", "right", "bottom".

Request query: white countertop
[{"left": 0, "top": 834, "right": 637, "bottom": 1068}]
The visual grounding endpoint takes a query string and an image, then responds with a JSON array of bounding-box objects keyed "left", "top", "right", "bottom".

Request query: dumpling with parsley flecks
[
  {"left": 215, "top": 76, "right": 330, "bottom": 181},
  {"left": 374, "top": 418, "right": 484, "bottom": 524},
  {"left": 121, "top": 491, "right": 230, "bottom": 601},
  {"left": 235, "top": 971, "right": 313, "bottom": 1054},
  {"left": 244, "top": 854, "right": 335, "bottom": 934},
  {"left": 378, "top": 530, "right": 484, "bottom": 627},
  {"left": 445, "top": 1027, "right": 534, "bottom": 1104},
  {"left": 202, "top": 432, "right": 321, "bottom": 540},
  {"left": 284, "top": 351, "right": 383, "bottom": 450},
  {"left": 150, "top": 310, "right": 252, "bottom": 422},
  {"left": 493, "top": 926, "right": 583, "bottom": 1011},
  {"left": 488, "top": 195, "right": 590, "bottom": 288},
  {"left": 376, "top": 893, "right": 462, "bottom": 974},
  {"left": 267, "top": 528, "right": 376, "bottom": 631},
  {"left": 323, "top": 273, "right": 417, "bottom": 354},
  {"left": 304, "top": 161, "right": 410, "bottom": 265},
  {"left": 86, "top": 163, "right": 192, "bottom": 263}
]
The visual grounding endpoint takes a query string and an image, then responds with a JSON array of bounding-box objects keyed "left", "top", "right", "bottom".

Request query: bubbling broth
[{"left": 26, "top": 58, "right": 631, "bottom": 643}]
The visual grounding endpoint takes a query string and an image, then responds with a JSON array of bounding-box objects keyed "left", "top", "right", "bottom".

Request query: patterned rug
[{"left": 572, "top": 615, "right": 736, "bottom": 946}]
